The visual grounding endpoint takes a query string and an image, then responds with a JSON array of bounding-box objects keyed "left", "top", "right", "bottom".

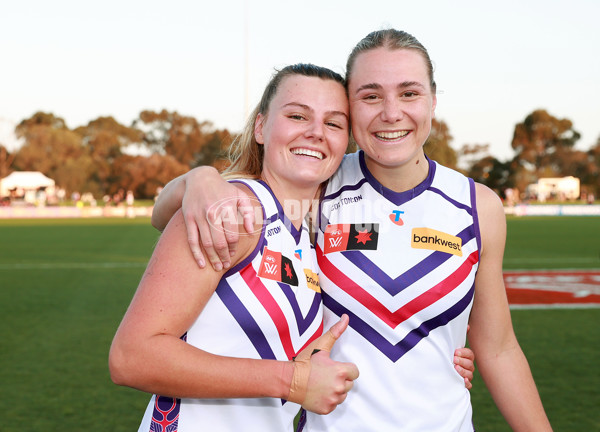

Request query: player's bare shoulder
[
  {"left": 475, "top": 182, "right": 504, "bottom": 220},
  {"left": 474, "top": 182, "right": 506, "bottom": 253}
]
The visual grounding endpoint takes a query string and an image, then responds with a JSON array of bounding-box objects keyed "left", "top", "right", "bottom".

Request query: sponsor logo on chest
[{"left": 411, "top": 228, "right": 463, "bottom": 256}]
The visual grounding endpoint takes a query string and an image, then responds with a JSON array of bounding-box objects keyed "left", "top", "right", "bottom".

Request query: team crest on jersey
[
  {"left": 323, "top": 223, "right": 379, "bottom": 254},
  {"left": 257, "top": 247, "right": 299, "bottom": 286},
  {"left": 411, "top": 227, "right": 463, "bottom": 256}
]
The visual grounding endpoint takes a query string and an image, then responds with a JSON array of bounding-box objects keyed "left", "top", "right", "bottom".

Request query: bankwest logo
[
  {"left": 303, "top": 269, "right": 321, "bottom": 293},
  {"left": 411, "top": 228, "right": 463, "bottom": 256}
]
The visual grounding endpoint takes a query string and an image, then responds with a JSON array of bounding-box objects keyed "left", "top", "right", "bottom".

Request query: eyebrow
[
  {"left": 282, "top": 102, "right": 349, "bottom": 120},
  {"left": 354, "top": 81, "right": 426, "bottom": 94}
]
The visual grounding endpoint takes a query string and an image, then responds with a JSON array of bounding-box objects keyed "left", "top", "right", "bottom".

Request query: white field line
[
  {"left": 504, "top": 257, "right": 599, "bottom": 265},
  {"left": 510, "top": 304, "right": 600, "bottom": 310},
  {"left": 2, "top": 263, "right": 599, "bottom": 310}
]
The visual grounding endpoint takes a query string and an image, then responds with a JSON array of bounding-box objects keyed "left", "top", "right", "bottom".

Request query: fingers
[
  {"left": 296, "top": 315, "right": 349, "bottom": 362},
  {"left": 454, "top": 363, "right": 474, "bottom": 387},
  {"left": 197, "top": 209, "right": 224, "bottom": 272},
  {"left": 454, "top": 347, "right": 475, "bottom": 372},
  {"left": 312, "top": 316, "right": 347, "bottom": 354},
  {"left": 210, "top": 206, "right": 236, "bottom": 270},
  {"left": 184, "top": 213, "right": 206, "bottom": 268},
  {"left": 299, "top": 351, "right": 359, "bottom": 414},
  {"left": 202, "top": 204, "right": 235, "bottom": 271},
  {"left": 201, "top": 192, "right": 252, "bottom": 272},
  {"left": 223, "top": 194, "right": 255, "bottom": 260},
  {"left": 289, "top": 316, "right": 355, "bottom": 408},
  {"left": 464, "top": 377, "right": 473, "bottom": 390},
  {"left": 454, "top": 347, "right": 475, "bottom": 389},
  {"left": 222, "top": 208, "right": 240, "bottom": 259},
  {"left": 238, "top": 195, "right": 256, "bottom": 235},
  {"left": 327, "top": 314, "right": 349, "bottom": 340},
  {"left": 343, "top": 360, "right": 360, "bottom": 382}
]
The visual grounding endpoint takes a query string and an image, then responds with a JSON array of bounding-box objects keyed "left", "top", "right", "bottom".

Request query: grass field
[{"left": 0, "top": 216, "right": 599, "bottom": 431}]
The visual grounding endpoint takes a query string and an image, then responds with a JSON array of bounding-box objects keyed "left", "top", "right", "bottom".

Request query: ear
[
  {"left": 254, "top": 113, "right": 265, "bottom": 145},
  {"left": 431, "top": 93, "right": 437, "bottom": 118}
]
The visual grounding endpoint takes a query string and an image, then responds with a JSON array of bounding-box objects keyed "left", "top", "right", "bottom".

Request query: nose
[
  {"left": 380, "top": 98, "right": 403, "bottom": 123},
  {"left": 305, "top": 119, "right": 324, "bottom": 141}
]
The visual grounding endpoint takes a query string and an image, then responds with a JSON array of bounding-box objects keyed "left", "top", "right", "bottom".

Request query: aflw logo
[
  {"left": 323, "top": 223, "right": 379, "bottom": 254},
  {"left": 257, "top": 247, "right": 299, "bottom": 286},
  {"left": 263, "top": 263, "right": 278, "bottom": 274},
  {"left": 328, "top": 234, "right": 344, "bottom": 249},
  {"left": 411, "top": 228, "right": 463, "bottom": 256}
]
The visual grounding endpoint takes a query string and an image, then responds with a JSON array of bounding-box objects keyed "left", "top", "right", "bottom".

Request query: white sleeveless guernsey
[
  {"left": 304, "top": 152, "right": 480, "bottom": 432},
  {"left": 137, "top": 179, "right": 323, "bottom": 432}
]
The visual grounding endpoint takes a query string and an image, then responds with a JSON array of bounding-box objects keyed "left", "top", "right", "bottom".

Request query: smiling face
[
  {"left": 255, "top": 74, "right": 349, "bottom": 196},
  {"left": 348, "top": 47, "right": 437, "bottom": 187}
]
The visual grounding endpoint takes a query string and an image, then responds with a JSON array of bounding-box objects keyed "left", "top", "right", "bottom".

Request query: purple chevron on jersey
[
  {"left": 338, "top": 225, "right": 476, "bottom": 295},
  {"left": 217, "top": 277, "right": 277, "bottom": 359},
  {"left": 324, "top": 285, "right": 475, "bottom": 361},
  {"left": 278, "top": 281, "right": 322, "bottom": 332},
  {"left": 216, "top": 266, "right": 323, "bottom": 361}
]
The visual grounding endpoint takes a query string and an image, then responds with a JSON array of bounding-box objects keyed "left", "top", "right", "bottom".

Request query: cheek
[
  {"left": 335, "top": 137, "right": 349, "bottom": 156},
  {"left": 351, "top": 112, "right": 369, "bottom": 135}
]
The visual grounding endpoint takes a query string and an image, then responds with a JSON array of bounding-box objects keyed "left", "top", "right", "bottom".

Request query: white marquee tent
[{"left": 0, "top": 171, "right": 56, "bottom": 197}]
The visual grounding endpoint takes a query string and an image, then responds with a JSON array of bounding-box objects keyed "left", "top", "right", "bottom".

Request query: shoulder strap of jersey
[{"left": 229, "top": 179, "right": 280, "bottom": 222}]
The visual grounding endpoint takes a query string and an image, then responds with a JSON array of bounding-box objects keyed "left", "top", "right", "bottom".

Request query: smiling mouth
[
  {"left": 374, "top": 130, "right": 410, "bottom": 141},
  {"left": 291, "top": 148, "right": 324, "bottom": 160}
]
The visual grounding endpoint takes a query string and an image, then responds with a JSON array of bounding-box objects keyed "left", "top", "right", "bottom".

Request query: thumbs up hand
[{"left": 287, "top": 314, "right": 359, "bottom": 414}]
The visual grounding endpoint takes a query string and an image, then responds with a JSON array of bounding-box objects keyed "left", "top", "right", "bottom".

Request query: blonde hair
[{"left": 223, "top": 63, "right": 346, "bottom": 180}]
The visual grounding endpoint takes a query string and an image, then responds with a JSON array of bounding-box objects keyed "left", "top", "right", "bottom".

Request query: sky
[{"left": 1, "top": 0, "right": 599, "bottom": 161}]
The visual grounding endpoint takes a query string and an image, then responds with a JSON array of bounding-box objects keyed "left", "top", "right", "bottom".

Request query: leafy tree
[
  {"left": 424, "top": 118, "right": 458, "bottom": 170},
  {"left": 134, "top": 110, "right": 230, "bottom": 168},
  {"left": 74, "top": 116, "right": 143, "bottom": 196},
  {"left": 458, "top": 143, "right": 490, "bottom": 172},
  {"left": 13, "top": 112, "right": 92, "bottom": 194},
  {"left": 582, "top": 136, "right": 600, "bottom": 195},
  {"left": 460, "top": 143, "right": 511, "bottom": 193},
  {"left": 194, "top": 129, "right": 234, "bottom": 168},
  {"left": 16, "top": 111, "right": 67, "bottom": 130},
  {"left": 468, "top": 155, "right": 511, "bottom": 194},
  {"left": 111, "top": 153, "right": 188, "bottom": 199},
  {"left": 0, "top": 145, "right": 15, "bottom": 179},
  {"left": 510, "top": 109, "right": 580, "bottom": 179}
]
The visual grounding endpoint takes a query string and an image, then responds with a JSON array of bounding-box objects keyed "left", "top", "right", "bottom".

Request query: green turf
[
  {"left": 470, "top": 308, "right": 600, "bottom": 431},
  {"left": 0, "top": 216, "right": 598, "bottom": 431},
  {"left": 0, "top": 218, "right": 157, "bottom": 431},
  {"left": 504, "top": 216, "right": 600, "bottom": 270}
]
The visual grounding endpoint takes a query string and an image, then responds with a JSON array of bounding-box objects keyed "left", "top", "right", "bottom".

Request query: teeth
[
  {"left": 291, "top": 148, "right": 324, "bottom": 160},
  {"left": 375, "top": 131, "right": 409, "bottom": 140}
]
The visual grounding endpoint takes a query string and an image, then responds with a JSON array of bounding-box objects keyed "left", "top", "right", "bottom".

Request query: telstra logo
[{"left": 389, "top": 210, "right": 405, "bottom": 226}]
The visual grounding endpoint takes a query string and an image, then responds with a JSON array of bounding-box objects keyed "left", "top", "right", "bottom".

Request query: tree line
[{"left": 0, "top": 109, "right": 598, "bottom": 201}]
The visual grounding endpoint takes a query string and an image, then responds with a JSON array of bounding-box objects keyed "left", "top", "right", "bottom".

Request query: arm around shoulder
[
  {"left": 110, "top": 206, "right": 358, "bottom": 414},
  {"left": 111, "top": 208, "right": 295, "bottom": 400},
  {"left": 151, "top": 166, "right": 221, "bottom": 232}
]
